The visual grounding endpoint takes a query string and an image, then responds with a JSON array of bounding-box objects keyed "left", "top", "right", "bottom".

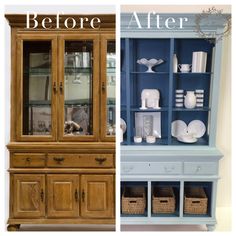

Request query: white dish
[
  {"left": 120, "top": 118, "right": 127, "bottom": 133},
  {"left": 188, "top": 120, "right": 206, "bottom": 138},
  {"left": 177, "top": 134, "right": 198, "bottom": 143},
  {"left": 171, "top": 120, "right": 188, "bottom": 138}
]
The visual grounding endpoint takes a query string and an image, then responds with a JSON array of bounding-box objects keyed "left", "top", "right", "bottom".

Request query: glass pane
[
  {"left": 106, "top": 40, "right": 116, "bottom": 136},
  {"left": 23, "top": 41, "right": 52, "bottom": 135},
  {"left": 64, "top": 41, "right": 93, "bottom": 136}
]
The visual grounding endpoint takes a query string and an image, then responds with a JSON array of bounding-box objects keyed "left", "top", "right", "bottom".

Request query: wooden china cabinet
[{"left": 5, "top": 14, "right": 115, "bottom": 231}]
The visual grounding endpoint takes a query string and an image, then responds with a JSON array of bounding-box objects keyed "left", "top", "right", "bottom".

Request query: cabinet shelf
[
  {"left": 130, "top": 107, "right": 168, "bottom": 112},
  {"left": 171, "top": 137, "right": 209, "bottom": 146},
  {"left": 131, "top": 72, "right": 169, "bottom": 74},
  {"left": 129, "top": 138, "right": 168, "bottom": 146},
  {"left": 172, "top": 107, "right": 210, "bottom": 112}
]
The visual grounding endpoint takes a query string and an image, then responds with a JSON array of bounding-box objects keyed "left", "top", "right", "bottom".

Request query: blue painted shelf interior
[
  {"left": 151, "top": 181, "right": 180, "bottom": 217},
  {"left": 121, "top": 181, "right": 148, "bottom": 217},
  {"left": 120, "top": 38, "right": 215, "bottom": 145}
]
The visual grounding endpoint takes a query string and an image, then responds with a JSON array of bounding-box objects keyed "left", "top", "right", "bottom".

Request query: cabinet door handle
[
  {"left": 95, "top": 157, "right": 107, "bottom": 165},
  {"left": 59, "top": 82, "right": 63, "bottom": 94},
  {"left": 53, "top": 157, "right": 64, "bottom": 164},
  {"left": 75, "top": 189, "right": 79, "bottom": 202},
  {"left": 82, "top": 190, "right": 85, "bottom": 202},
  {"left": 53, "top": 82, "right": 57, "bottom": 93},
  {"left": 40, "top": 189, "right": 44, "bottom": 202},
  {"left": 25, "top": 157, "right": 31, "bottom": 163},
  {"left": 101, "top": 82, "right": 106, "bottom": 93}
]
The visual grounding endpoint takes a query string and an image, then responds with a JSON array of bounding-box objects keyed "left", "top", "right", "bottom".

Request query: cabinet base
[
  {"left": 206, "top": 224, "right": 216, "bottom": 231},
  {"left": 7, "top": 224, "right": 20, "bottom": 231},
  {"left": 8, "top": 218, "right": 115, "bottom": 225}
]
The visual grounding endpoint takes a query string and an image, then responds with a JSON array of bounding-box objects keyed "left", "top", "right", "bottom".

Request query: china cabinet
[
  {"left": 5, "top": 14, "right": 115, "bottom": 231},
  {"left": 120, "top": 13, "right": 228, "bottom": 231}
]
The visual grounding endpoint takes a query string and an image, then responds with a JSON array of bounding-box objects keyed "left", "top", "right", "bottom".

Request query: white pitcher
[{"left": 184, "top": 91, "right": 196, "bottom": 109}]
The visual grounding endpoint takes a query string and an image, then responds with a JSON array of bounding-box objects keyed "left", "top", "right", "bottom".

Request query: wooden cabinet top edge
[{"left": 5, "top": 14, "right": 115, "bottom": 29}]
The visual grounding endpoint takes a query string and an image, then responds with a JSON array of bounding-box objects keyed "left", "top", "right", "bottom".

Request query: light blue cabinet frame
[{"left": 120, "top": 13, "right": 228, "bottom": 231}]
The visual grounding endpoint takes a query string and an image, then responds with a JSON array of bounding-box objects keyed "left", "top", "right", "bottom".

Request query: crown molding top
[{"left": 5, "top": 14, "right": 115, "bottom": 30}]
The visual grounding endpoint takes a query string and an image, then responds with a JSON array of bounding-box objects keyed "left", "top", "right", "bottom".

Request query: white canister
[
  {"left": 134, "top": 136, "right": 142, "bottom": 143},
  {"left": 184, "top": 91, "right": 197, "bottom": 109}
]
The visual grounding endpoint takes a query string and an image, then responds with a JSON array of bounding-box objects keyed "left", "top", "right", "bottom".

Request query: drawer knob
[
  {"left": 25, "top": 157, "right": 31, "bottom": 163},
  {"left": 53, "top": 157, "right": 64, "bottom": 164},
  {"left": 95, "top": 157, "right": 107, "bottom": 165},
  {"left": 165, "top": 166, "right": 174, "bottom": 173},
  {"left": 196, "top": 166, "right": 201, "bottom": 172}
]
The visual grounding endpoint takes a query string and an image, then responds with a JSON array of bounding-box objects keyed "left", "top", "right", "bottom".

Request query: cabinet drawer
[
  {"left": 47, "top": 154, "right": 114, "bottom": 168},
  {"left": 121, "top": 162, "right": 182, "bottom": 175},
  {"left": 12, "top": 153, "right": 46, "bottom": 167},
  {"left": 184, "top": 162, "right": 218, "bottom": 175}
]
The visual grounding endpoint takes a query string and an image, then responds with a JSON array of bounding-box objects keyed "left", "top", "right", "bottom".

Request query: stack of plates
[{"left": 171, "top": 120, "right": 206, "bottom": 143}]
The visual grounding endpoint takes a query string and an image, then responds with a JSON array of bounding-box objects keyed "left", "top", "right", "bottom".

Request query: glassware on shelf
[
  {"left": 137, "top": 58, "right": 164, "bottom": 73},
  {"left": 22, "top": 41, "right": 52, "bottom": 136},
  {"left": 134, "top": 127, "right": 142, "bottom": 143},
  {"left": 106, "top": 40, "right": 116, "bottom": 136},
  {"left": 64, "top": 41, "right": 93, "bottom": 136}
]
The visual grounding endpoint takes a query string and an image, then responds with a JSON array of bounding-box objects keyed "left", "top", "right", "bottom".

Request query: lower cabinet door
[
  {"left": 81, "top": 175, "right": 114, "bottom": 218},
  {"left": 47, "top": 174, "right": 79, "bottom": 218},
  {"left": 13, "top": 174, "right": 45, "bottom": 218}
]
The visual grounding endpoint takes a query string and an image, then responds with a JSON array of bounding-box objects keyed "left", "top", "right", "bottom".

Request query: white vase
[
  {"left": 184, "top": 91, "right": 196, "bottom": 109},
  {"left": 173, "top": 54, "right": 178, "bottom": 73}
]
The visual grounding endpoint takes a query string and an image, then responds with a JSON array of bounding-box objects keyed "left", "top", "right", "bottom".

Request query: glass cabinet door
[
  {"left": 58, "top": 35, "right": 99, "bottom": 141},
  {"left": 101, "top": 35, "right": 116, "bottom": 141},
  {"left": 16, "top": 35, "right": 57, "bottom": 141}
]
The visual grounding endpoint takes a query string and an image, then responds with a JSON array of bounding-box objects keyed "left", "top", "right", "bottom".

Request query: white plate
[
  {"left": 188, "top": 120, "right": 206, "bottom": 138},
  {"left": 171, "top": 120, "right": 188, "bottom": 138},
  {"left": 177, "top": 134, "right": 198, "bottom": 143},
  {"left": 120, "top": 118, "right": 127, "bottom": 133}
]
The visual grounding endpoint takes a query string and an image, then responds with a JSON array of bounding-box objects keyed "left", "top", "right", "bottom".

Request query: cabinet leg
[
  {"left": 7, "top": 224, "right": 20, "bottom": 231},
  {"left": 206, "top": 224, "right": 215, "bottom": 231}
]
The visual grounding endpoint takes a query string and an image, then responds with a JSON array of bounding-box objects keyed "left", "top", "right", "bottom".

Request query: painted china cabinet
[
  {"left": 5, "top": 14, "right": 115, "bottom": 231},
  {"left": 120, "top": 13, "right": 228, "bottom": 231}
]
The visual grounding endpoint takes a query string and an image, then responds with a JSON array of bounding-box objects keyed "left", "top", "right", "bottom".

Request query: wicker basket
[
  {"left": 122, "top": 186, "right": 146, "bottom": 215},
  {"left": 184, "top": 186, "right": 208, "bottom": 215},
  {"left": 152, "top": 187, "right": 175, "bottom": 214}
]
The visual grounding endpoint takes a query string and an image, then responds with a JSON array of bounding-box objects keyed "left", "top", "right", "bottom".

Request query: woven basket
[
  {"left": 122, "top": 186, "right": 146, "bottom": 215},
  {"left": 152, "top": 187, "right": 175, "bottom": 214},
  {"left": 184, "top": 186, "right": 208, "bottom": 215}
]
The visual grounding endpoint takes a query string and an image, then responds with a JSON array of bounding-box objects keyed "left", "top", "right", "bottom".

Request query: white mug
[{"left": 178, "top": 64, "right": 191, "bottom": 73}]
